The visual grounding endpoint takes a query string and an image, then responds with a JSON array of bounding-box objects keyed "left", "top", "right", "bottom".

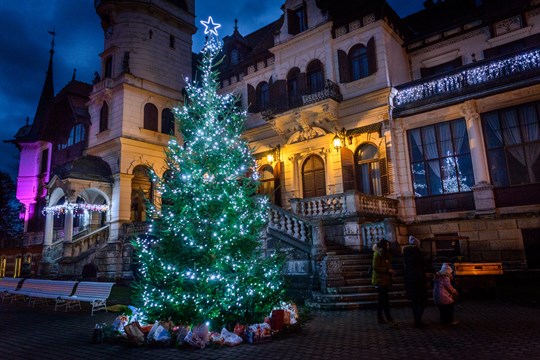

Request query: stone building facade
[{"left": 3, "top": 0, "right": 539, "bottom": 295}]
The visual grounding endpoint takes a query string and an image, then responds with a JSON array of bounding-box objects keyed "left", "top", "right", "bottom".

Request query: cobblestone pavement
[{"left": 1, "top": 299, "right": 539, "bottom": 360}]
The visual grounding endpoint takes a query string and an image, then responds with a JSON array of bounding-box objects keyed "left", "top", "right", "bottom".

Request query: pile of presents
[{"left": 94, "top": 303, "right": 299, "bottom": 348}]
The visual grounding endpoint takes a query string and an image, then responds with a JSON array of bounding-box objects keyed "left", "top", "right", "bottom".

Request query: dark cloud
[{"left": 0, "top": 0, "right": 424, "bottom": 181}]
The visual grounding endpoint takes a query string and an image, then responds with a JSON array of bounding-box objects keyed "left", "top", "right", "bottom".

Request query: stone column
[
  {"left": 43, "top": 213, "right": 54, "bottom": 246},
  {"left": 460, "top": 100, "right": 495, "bottom": 214},
  {"left": 64, "top": 208, "right": 74, "bottom": 242}
]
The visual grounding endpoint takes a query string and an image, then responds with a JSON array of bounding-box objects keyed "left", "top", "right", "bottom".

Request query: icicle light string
[{"left": 395, "top": 49, "right": 540, "bottom": 106}]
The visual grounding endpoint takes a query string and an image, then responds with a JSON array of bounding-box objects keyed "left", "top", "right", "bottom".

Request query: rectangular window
[
  {"left": 482, "top": 102, "right": 540, "bottom": 187},
  {"left": 40, "top": 149, "right": 49, "bottom": 174},
  {"left": 420, "top": 57, "right": 463, "bottom": 78},
  {"left": 104, "top": 56, "right": 113, "bottom": 78},
  {"left": 287, "top": 5, "right": 308, "bottom": 35},
  {"left": 408, "top": 118, "right": 475, "bottom": 197},
  {"left": 14, "top": 257, "right": 22, "bottom": 278},
  {"left": 0, "top": 258, "right": 6, "bottom": 277}
]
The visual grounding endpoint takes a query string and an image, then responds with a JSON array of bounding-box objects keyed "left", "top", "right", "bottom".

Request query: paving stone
[{"left": 0, "top": 298, "right": 539, "bottom": 359}]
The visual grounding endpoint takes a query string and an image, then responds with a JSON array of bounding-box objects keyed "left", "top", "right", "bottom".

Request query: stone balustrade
[
  {"left": 290, "top": 191, "right": 398, "bottom": 218},
  {"left": 63, "top": 226, "right": 109, "bottom": 258},
  {"left": 268, "top": 204, "right": 312, "bottom": 244}
]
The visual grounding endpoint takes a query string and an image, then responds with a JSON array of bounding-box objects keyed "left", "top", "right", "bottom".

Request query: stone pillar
[
  {"left": 43, "top": 213, "right": 54, "bottom": 246},
  {"left": 343, "top": 221, "right": 361, "bottom": 252},
  {"left": 460, "top": 100, "right": 495, "bottom": 214},
  {"left": 460, "top": 100, "right": 489, "bottom": 183},
  {"left": 64, "top": 208, "right": 74, "bottom": 242}
]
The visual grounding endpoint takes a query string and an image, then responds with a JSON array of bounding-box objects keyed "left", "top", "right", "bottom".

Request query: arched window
[
  {"left": 256, "top": 82, "right": 270, "bottom": 111},
  {"left": 131, "top": 165, "right": 154, "bottom": 222},
  {"left": 302, "top": 155, "right": 326, "bottom": 198},
  {"left": 355, "top": 144, "right": 381, "bottom": 196},
  {"left": 287, "top": 67, "right": 301, "bottom": 108},
  {"left": 306, "top": 59, "right": 324, "bottom": 94},
  {"left": 99, "top": 102, "right": 109, "bottom": 133},
  {"left": 349, "top": 45, "right": 369, "bottom": 81},
  {"left": 143, "top": 103, "right": 158, "bottom": 131},
  {"left": 258, "top": 165, "right": 275, "bottom": 203},
  {"left": 338, "top": 37, "right": 377, "bottom": 83},
  {"left": 161, "top": 108, "right": 175, "bottom": 135}
]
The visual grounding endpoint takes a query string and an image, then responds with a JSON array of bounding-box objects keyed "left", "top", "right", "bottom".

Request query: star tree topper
[{"left": 201, "top": 16, "right": 221, "bottom": 36}]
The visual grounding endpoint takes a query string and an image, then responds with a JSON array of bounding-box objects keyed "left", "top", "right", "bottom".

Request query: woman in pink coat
[{"left": 433, "top": 263, "right": 459, "bottom": 325}]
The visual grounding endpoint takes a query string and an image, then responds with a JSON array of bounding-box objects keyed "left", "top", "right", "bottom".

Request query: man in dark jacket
[
  {"left": 402, "top": 235, "right": 431, "bottom": 328},
  {"left": 372, "top": 239, "right": 396, "bottom": 324}
]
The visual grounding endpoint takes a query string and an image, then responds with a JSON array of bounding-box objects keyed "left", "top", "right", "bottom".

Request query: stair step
[
  {"left": 306, "top": 297, "right": 410, "bottom": 310},
  {"left": 333, "top": 283, "right": 406, "bottom": 294}
]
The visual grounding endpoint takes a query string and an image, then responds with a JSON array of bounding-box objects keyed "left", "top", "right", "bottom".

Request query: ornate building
[{"left": 3, "top": 0, "right": 539, "bottom": 306}]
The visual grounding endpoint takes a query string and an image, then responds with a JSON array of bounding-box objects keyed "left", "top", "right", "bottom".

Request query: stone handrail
[
  {"left": 268, "top": 204, "right": 313, "bottom": 244},
  {"left": 63, "top": 225, "right": 110, "bottom": 259},
  {"left": 290, "top": 193, "right": 347, "bottom": 218},
  {"left": 42, "top": 240, "right": 65, "bottom": 262},
  {"left": 290, "top": 191, "right": 398, "bottom": 218},
  {"left": 122, "top": 221, "right": 151, "bottom": 241},
  {"left": 357, "top": 194, "right": 399, "bottom": 217}
]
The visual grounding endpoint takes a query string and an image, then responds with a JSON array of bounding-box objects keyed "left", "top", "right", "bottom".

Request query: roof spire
[
  {"left": 48, "top": 27, "right": 56, "bottom": 55},
  {"left": 29, "top": 28, "right": 56, "bottom": 139},
  {"left": 234, "top": 19, "right": 238, "bottom": 32}
]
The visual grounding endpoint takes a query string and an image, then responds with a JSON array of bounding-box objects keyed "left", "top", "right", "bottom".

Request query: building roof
[{"left": 53, "top": 155, "right": 113, "bottom": 183}]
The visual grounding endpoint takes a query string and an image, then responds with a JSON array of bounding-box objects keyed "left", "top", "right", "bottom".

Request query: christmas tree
[{"left": 132, "top": 23, "right": 284, "bottom": 328}]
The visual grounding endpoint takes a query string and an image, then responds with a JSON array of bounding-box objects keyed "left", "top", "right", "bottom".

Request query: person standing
[
  {"left": 433, "top": 263, "right": 459, "bottom": 325},
  {"left": 372, "top": 239, "right": 396, "bottom": 324},
  {"left": 402, "top": 235, "right": 430, "bottom": 328}
]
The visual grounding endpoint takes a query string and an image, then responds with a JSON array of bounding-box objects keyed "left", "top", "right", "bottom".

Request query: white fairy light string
[
  {"left": 42, "top": 203, "right": 109, "bottom": 216},
  {"left": 394, "top": 49, "right": 540, "bottom": 106}
]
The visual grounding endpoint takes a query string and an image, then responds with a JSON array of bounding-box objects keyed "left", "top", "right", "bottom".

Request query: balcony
[
  {"left": 92, "top": 78, "right": 114, "bottom": 93},
  {"left": 393, "top": 47, "right": 540, "bottom": 115},
  {"left": 261, "top": 79, "right": 342, "bottom": 119}
]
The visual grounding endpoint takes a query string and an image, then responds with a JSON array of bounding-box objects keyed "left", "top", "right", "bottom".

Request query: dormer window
[
  {"left": 288, "top": 4, "right": 308, "bottom": 35},
  {"left": 230, "top": 48, "right": 239, "bottom": 65}
]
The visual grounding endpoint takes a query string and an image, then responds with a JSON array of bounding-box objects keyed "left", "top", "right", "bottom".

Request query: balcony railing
[
  {"left": 261, "top": 79, "right": 342, "bottom": 119},
  {"left": 302, "top": 80, "right": 343, "bottom": 106},
  {"left": 289, "top": 191, "right": 398, "bottom": 219},
  {"left": 394, "top": 48, "right": 540, "bottom": 109}
]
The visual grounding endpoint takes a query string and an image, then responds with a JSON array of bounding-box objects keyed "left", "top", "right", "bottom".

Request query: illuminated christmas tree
[{"left": 132, "top": 19, "right": 284, "bottom": 328}]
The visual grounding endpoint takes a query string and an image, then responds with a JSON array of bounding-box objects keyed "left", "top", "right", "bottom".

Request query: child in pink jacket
[{"left": 433, "top": 263, "right": 459, "bottom": 325}]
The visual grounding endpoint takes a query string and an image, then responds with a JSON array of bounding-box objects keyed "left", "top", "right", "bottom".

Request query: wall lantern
[
  {"left": 267, "top": 144, "right": 281, "bottom": 163},
  {"left": 333, "top": 127, "right": 349, "bottom": 152}
]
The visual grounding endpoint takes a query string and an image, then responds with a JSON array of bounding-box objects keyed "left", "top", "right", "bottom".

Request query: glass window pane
[
  {"left": 487, "top": 148, "right": 509, "bottom": 187},
  {"left": 411, "top": 165, "right": 423, "bottom": 196},
  {"left": 427, "top": 159, "right": 443, "bottom": 195},
  {"left": 501, "top": 109, "right": 522, "bottom": 145},
  {"left": 452, "top": 119, "right": 469, "bottom": 155},
  {"left": 408, "top": 129, "right": 424, "bottom": 162},
  {"left": 422, "top": 127, "right": 438, "bottom": 160},
  {"left": 456, "top": 154, "right": 474, "bottom": 191},
  {"left": 482, "top": 112, "right": 503, "bottom": 149},
  {"left": 438, "top": 122, "right": 452, "bottom": 157},
  {"left": 506, "top": 146, "right": 529, "bottom": 185}
]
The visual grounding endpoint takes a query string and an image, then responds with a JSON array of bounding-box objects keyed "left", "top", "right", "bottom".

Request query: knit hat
[
  {"left": 439, "top": 263, "right": 453, "bottom": 275},
  {"left": 409, "top": 235, "right": 420, "bottom": 246}
]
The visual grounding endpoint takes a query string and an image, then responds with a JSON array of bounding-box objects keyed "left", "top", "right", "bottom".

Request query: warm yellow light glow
[
  {"left": 267, "top": 153, "right": 274, "bottom": 163},
  {"left": 333, "top": 134, "right": 342, "bottom": 151}
]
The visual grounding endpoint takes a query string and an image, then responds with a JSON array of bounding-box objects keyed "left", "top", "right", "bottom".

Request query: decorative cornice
[{"left": 409, "top": 28, "right": 488, "bottom": 58}]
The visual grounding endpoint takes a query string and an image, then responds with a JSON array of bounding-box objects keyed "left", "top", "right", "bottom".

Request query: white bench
[
  {"left": 0, "top": 277, "right": 23, "bottom": 302},
  {"left": 10, "top": 279, "right": 78, "bottom": 307},
  {"left": 55, "top": 281, "right": 115, "bottom": 316}
]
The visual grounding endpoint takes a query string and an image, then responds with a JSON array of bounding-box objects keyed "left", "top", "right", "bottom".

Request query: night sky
[{"left": 0, "top": 0, "right": 424, "bottom": 181}]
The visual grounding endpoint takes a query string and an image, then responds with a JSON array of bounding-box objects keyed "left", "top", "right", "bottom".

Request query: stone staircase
[{"left": 306, "top": 242, "right": 408, "bottom": 310}]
